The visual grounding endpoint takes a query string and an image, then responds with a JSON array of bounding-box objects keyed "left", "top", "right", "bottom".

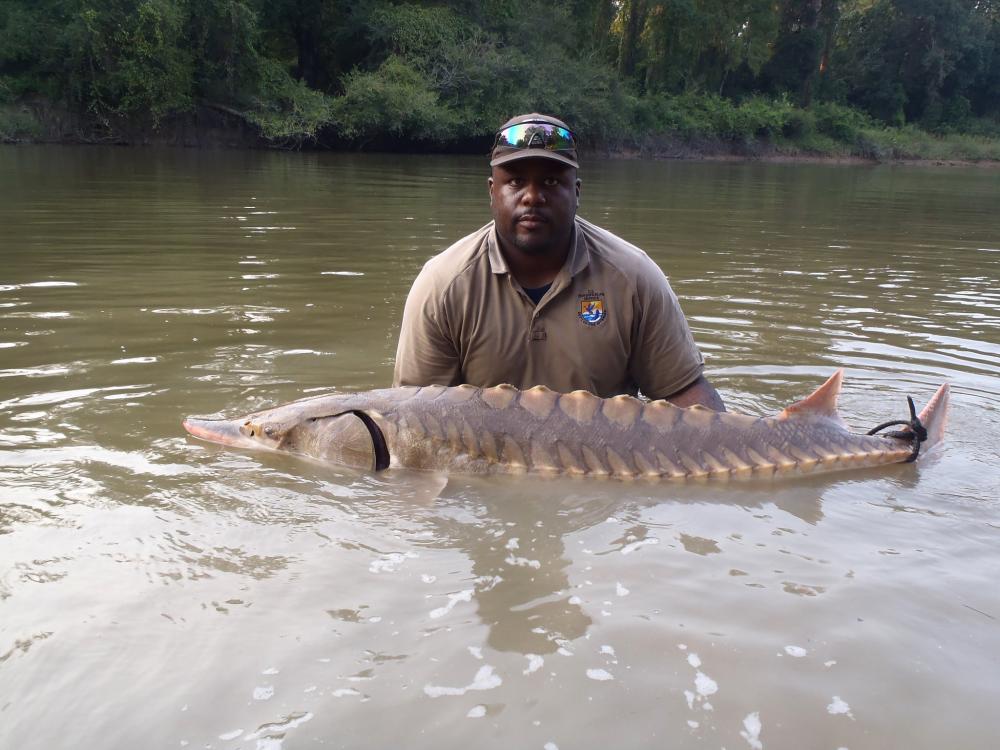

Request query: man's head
[{"left": 489, "top": 113, "right": 581, "bottom": 258}]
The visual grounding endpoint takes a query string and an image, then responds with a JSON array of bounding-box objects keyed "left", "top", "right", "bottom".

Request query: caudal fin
[{"left": 916, "top": 383, "right": 950, "bottom": 454}]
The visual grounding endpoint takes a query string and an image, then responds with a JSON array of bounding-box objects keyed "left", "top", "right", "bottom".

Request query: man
[{"left": 393, "top": 113, "right": 724, "bottom": 410}]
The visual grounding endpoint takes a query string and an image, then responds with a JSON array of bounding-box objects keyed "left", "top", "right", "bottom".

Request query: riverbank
[{"left": 4, "top": 100, "right": 1000, "bottom": 167}]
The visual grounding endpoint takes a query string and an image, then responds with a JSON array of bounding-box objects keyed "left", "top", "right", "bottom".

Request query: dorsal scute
[
  {"left": 778, "top": 369, "right": 845, "bottom": 421},
  {"left": 641, "top": 399, "right": 682, "bottom": 430},
  {"left": 437, "top": 384, "right": 476, "bottom": 404},
  {"left": 480, "top": 383, "right": 519, "bottom": 409},
  {"left": 417, "top": 384, "right": 449, "bottom": 401},
  {"left": 559, "top": 390, "right": 601, "bottom": 423},
  {"left": 520, "top": 385, "right": 559, "bottom": 419},
  {"left": 603, "top": 393, "right": 643, "bottom": 427}
]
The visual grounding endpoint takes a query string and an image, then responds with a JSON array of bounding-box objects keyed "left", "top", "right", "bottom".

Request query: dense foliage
[{"left": 1, "top": 0, "right": 998, "bottom": 150}]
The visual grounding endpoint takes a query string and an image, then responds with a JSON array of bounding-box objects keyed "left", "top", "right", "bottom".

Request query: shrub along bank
[
  {"left": 5, "top": 91, "right": 999, "bottom": 163},
  {"left": 2, "top": 0, "right": 999, "bottom": 163}
]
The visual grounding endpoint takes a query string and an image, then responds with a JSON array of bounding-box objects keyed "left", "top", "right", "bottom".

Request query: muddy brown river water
[{"left": 1, "top": 147, "right": 998, "bottom": 749}]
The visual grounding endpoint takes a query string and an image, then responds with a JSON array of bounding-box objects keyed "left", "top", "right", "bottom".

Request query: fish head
[
  {"left": 184, "top": 409, "right": 385, "bottom": 471},
  {"left": 182, "top": 413, "right": 290, "bottom": 452}
]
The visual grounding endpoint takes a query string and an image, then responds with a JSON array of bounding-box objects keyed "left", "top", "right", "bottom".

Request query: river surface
[{"left": 1, "top": 147, "right": 998, "bottom": 749}]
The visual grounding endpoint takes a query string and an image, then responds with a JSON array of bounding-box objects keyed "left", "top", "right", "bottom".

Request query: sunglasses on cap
[{"left": 493, "top": 122, "right": 577, "bottom": 152}]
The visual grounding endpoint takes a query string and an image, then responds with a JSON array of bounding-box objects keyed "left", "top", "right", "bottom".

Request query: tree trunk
[{"left": 618, "top": 0, "right": 649, "bottom": 81}]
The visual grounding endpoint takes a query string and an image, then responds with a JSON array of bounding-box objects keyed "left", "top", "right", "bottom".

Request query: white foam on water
[
  {"left": 586, "top": 669, "right": 613, "bottom": 681},
  {"left": 219, "top": 729, "right": 243, "bottom": 740},
  {"left": 252, "top": 685, "right": 274, "bottom": 701},
  {"left": 621, "top": 537, "right": 659, "bottom": 555},
  {"left": 421, "top": 574, "right": 437, "bottom": 583},
  {"left": 824, "top": 660, "right": 837, "bottom": 667},
  {"left": 784, "top": 646, "right": 807, "bottom": 657},
  {"left": 24, "top": 281, "right": 79, "bottom": 288},
  {"left": 568, "top": 595, "right": 582, "bottom": 605},
  {"left": 616, "top": 582, "right": 630, "bottom": 596},
  {"left": 827, "top": 696, "right": 853, "bottom": 717},
  {"left": 321, "top": 271, "right": 365, "bottom": 276},
  {"left": 600, "top": 645, "right": 615, "bottom": 656},
  {"left": 369, "top": 551, "right": 417, "bottom": 573},
  {"left": 505, "top": 537, "right": 519, "bottom": 550},
  {"left": 687, "top": 653, "right": 702, "bottom": 668},
  {"left": 261, "top": 667, "right": 279, "bottom": 675},
  {"left": 424, "top": 665, "right": 502, "bottom": 697},
  {"left": 430, "top": 589, "right": 474, "bottom": 619},
  {"left": 677, "top": 644, "right": 687, "bottom": 650},
  {"left": 684, "top": 690, "right": 695, "bottom": 710},
  {"left": 468, "top": 646, "right": 483, "bottom": 660},
  {"left": 557, "top": 647, "right": 573, "bottom": 657},
  {"left": 695, "top": 672, "right": 718, "bottom": 697},
  {"left": 544, "top": 742, "right": 559, "bottom": 750},
  {"left": 466, "top": 705, "right": 487, "bottom": 718},
  {"left": 740, "top": 712, "right": 763, "bottom": 750},
  {"left": 332, "top": 688, "right": 361, "bottom": 698},
  {"left": 687, "top": 720, "right": 699, "bottom": 729},
  {"left": 111, "top": 356, "right": 158, "bottom": 364},
  {"left": 505, "top": 555, "right": 541, "bottom": 569},
  {"left": 523, "top": 654, "right": 544, "bottom": 674}
]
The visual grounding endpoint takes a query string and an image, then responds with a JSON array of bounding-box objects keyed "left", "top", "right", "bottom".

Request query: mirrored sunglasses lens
[{"left": 499, "top": 123, "right": 574, "bottom": 150}]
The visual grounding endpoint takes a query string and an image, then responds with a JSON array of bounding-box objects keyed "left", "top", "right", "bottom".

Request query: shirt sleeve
[
  {"left": 628, "top": 262, "right": 704, "bottom": 400},
  {"left": 392, "top": 263, "right": 463, "bottom": 387}
]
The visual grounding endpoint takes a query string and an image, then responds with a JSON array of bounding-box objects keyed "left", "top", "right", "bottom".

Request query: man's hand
[{"left": 664, "top": 374, "right": 726, "bottom": 411}]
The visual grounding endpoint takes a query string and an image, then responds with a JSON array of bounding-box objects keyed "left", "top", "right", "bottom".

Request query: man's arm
[
  {"left": 392, "top": 268, "right": 463, "bottom": 387},
  {"left": 664, "top": 374, "right": 726, "bottom": 411}
]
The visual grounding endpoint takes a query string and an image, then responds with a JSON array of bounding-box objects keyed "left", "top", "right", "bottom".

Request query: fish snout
[{"left": 182, "top": 417, "right": 249, "bottom": 447}]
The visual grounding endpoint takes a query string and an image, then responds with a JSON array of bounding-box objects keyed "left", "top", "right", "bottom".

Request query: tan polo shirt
[{"left": 392, "top": 217, "right": 704, "bottom": 399}]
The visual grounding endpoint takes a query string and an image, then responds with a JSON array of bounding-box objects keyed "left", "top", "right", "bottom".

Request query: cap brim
[{"left": 490, "top": 150, "right": 578, "bottom": 169}]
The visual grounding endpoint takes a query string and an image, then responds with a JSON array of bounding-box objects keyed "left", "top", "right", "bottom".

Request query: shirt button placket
[{"left": 530, "top": 307, "right": 546, "bottom": 342}]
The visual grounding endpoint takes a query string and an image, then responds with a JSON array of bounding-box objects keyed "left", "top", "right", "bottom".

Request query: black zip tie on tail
[{"left": 866, "top": 396, "right": 928, "bottom": 463}]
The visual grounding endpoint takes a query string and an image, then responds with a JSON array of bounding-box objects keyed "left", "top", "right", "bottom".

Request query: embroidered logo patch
[{"left": 578, "top": 292, "right": 607, "bottom": 327}]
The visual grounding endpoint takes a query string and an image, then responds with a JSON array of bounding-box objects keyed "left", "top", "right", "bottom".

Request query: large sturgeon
[{"left": 182, "top": 370, "right": 949, "bottom": 480}]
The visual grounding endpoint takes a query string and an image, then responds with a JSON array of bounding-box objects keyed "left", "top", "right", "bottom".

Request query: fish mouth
[{"left": 183, "top": 417, "right": 248, "bottom": 448}]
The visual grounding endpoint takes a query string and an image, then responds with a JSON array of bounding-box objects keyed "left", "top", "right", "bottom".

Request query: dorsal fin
[{"left": 778, "top": 370, "right": 844, "bottom": 420}]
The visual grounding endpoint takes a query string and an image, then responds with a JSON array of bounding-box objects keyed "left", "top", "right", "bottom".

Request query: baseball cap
[{"left": 490, "top": 113, "right": 579, "bottom": 169}]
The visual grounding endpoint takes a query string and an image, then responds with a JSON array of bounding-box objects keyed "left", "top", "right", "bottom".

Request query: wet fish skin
[{"left": 182, "top": 370, "right": 949, "bottom": 480}]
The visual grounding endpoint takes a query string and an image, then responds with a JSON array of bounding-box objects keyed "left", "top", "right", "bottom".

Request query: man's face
[{"left": 488, "top": 158, "right": 581, "bottom": 257}]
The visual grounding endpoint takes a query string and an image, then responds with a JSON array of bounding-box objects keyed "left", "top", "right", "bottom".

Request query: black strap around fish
[{"left": 866, "top": 396, "right": 928, "bottom": 462}]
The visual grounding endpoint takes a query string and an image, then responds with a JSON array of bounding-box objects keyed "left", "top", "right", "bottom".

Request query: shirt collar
[{"left": 487, "top": 218, "right": 591, "bottom": 277}]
